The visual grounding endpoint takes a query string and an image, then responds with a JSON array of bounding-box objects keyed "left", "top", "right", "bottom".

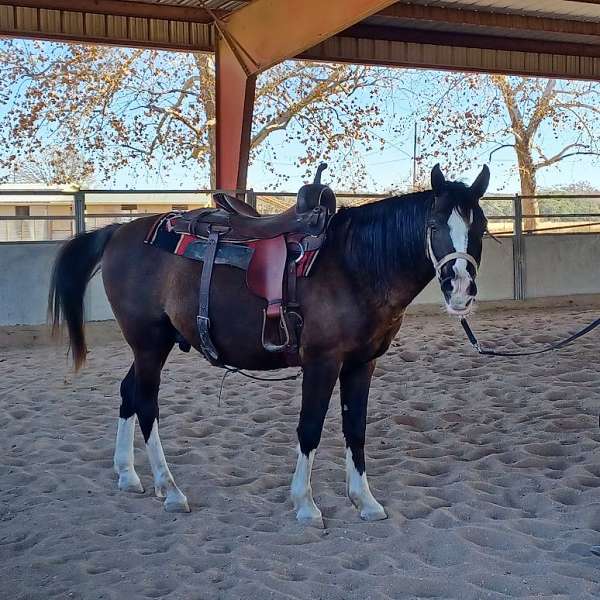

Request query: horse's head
[{"left": 426, "top": 164, "right": 489, "bottom": 317}]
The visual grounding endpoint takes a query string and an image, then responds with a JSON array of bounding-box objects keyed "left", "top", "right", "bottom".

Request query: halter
[{"left": 425, "top": 225, "right": 479, "bottom": 279}]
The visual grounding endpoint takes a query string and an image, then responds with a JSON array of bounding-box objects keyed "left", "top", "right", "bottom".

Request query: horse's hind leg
[
  {"left": 340, "top": 360, "right": 387, "bottom": 521},
  {"left": 113, "top": 364, "right": 144, "bottom": 493},
  {"left": 133, "top": 341, "right": 190, "bottom": 513}
]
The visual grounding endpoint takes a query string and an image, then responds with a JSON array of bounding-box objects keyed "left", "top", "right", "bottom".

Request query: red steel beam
[
  {"left": 215, "top": 40, "right": 256, "bottom": 192},
  {"left": 221, "top": 0, "right": 398, "bottom": 75},
  {"left": 215, "top": 0, "right": 397, "bottom": 190}
]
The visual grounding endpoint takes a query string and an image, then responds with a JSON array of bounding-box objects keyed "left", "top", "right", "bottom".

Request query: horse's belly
[{"left": 167, "top": 263, "right": 289, "bottom": 370}]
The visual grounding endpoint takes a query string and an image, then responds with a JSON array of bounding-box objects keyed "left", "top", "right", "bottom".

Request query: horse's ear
[
  {"left": 431, "top": 164, "right": 445, "bottom": 195},
  {"left": 470, "top": 165, "right": 490, "bottom": 201}
]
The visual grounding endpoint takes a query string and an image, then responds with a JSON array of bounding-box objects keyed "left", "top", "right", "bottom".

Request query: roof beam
[
  {"left": 302, "top": 35, "right": 600, "bottom": 80},
  {"left": 219, "top": 0, "right": 399, "bottom": 75},
  {"left": 376, "top": 3, "right": 600, "bottom": 38},
  {"left": 344, "top": 24, "right": 600, "bottom": 58},
  {"left": 0, "top": 0, "right": 224, "bottom": 23}
]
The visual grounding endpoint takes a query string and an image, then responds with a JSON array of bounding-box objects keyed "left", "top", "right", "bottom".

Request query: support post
[
  {"left": 215, "top": 39, "right": 256, "bottom": 194},
  {"left": 74, "top": 190, "right": 86, "bottom": 235},
  {"left": 512, "top": 193, "right": 525, "bottom": 300},
  {"left": 213, "top": 0, "right": 397, "bottom": 193},
  {"left": 246, "top": 188, "right": 257, "bottom": 211}
]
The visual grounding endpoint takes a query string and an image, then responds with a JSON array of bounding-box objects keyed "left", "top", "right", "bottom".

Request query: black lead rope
[
  {"left": 461, "top": 317, "right": 600, "bottom": 357},
  {"left": 217, "top": 367, "right": 302, "bottom": 406}
]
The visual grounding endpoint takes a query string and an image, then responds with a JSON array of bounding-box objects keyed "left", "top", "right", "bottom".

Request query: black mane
[
  {"left": 329, "top": 190, "right": 435, "bottom": 294},
  {"left": 329, "top": 182, "right": 481, "bottom": 295}
]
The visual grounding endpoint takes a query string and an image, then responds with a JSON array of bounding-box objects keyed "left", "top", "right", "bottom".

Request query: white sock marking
[
  {"left": 291, "top": 445, "right": 322, "bottom": 524},
  {"left": 146, "top": 420, "right": 189, "bottom": 512},
  {"left": 345, "top": 447, "right": 386, "bottom": 520},
  {"left": 114, "top": 416, "right": 143, "bottom": 493}
]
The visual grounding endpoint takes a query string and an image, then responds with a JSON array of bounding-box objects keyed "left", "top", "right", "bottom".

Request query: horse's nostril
[{"left": 466, "top": 298, "right": 473, "bottom": 306}]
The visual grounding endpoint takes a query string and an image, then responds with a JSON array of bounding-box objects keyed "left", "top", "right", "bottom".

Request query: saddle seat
[
  {"left": 176, "top": 200, "right": 329, "bottom": 243},
  {"left": 174, "top": 165, "right": 336, "bottom": 243}
]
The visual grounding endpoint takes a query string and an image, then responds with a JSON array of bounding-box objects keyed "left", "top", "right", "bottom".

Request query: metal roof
[
  {"left": 409, "top": 0, "right": 600, "bottom": 21},
  {"left": 129, "top": 0, "right": 250, "bottom": 12},
  {"left": 0, "top": 0, "right": 599, "bottom": 79}
]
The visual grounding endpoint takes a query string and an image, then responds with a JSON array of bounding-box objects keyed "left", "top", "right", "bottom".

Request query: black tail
[{"left": 48, "top": 224, "right": 120, "bottom": 370}]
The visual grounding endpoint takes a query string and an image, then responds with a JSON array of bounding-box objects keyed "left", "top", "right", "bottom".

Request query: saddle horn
[{"left": 313, "top": 162, "right": 328, "bottom": 185}]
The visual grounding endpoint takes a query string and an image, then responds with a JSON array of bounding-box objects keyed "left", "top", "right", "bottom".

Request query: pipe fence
[{"left": 1, "top": 188, "right": 599, "bottom": 303}]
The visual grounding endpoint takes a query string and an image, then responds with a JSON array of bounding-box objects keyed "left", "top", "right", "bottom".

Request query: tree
[
  {"left": 0, "top": 40, "right": 395, "bottom": 190},
  {"left": 9, "top": 145, "right": 95, "bottom": 187},
  {"left": 413, "top": 73, "right": 600, "bottom": 230}
]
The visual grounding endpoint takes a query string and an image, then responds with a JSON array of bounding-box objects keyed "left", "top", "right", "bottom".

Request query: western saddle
[{"left": 171, "top": 163, "right": 336, "bottom": 367}]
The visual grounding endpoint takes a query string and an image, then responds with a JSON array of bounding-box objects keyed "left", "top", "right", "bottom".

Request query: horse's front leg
[
  {"left": 340, "top": 360, "right": 387, "bottom": 521},
  {"left": 291, "top": 358, "right": 340, "bottom": 527}
]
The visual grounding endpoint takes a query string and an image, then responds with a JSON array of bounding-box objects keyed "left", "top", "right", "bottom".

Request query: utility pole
[{"left": 412, "top": 122, "right": 418, "bottom": 191}]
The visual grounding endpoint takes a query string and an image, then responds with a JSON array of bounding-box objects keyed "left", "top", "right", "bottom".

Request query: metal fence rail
[
  {"left": 1, "top": 188, "right": 599, "bottom": 239},
  {"left": 1, "top": 189, "right": 599, "bottom": 302}
]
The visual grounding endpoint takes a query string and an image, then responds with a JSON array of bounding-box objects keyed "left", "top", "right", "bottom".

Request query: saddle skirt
[{"left": 145, "top": 209, "right": 322, "bottom": 280}]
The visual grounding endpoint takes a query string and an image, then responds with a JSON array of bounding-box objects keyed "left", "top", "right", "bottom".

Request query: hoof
[
  {"left": 295, "top": 505, "right": 324, "bottom": 528},
  {"left": 360, "top": 506, "right": 388, "bottom": 521},
  {"left": 163, "top": 487, "right": 190, "bottom": 513},
  {"left": 296, "top": 514, "right": 324, "bottom": 528},
  {"left": 117, "top": 472, "right": 144, "bottom": 494},
  {"left": 164, "top": 498, "right": 191, "bottom": 513}
]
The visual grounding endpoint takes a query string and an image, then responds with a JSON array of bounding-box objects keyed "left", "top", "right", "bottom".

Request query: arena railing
[
  {"left": 1, "top": 189, "right": 599, "bottom": 302},
  {"left": 1, "top": 188, "right": 599, "bottom": 240}
]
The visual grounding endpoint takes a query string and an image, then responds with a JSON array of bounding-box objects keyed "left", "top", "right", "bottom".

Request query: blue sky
[
  {"left": 129, "top": 124, "right": 600, "bottom": 195},
  {"left": 1, "top": 40, "right": 598, "bottom": 194}
]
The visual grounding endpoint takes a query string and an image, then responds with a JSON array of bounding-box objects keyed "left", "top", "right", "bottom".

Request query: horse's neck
[
  {"left": 382, "top": 256, "right": 435, "bottom": 315},
  {"left": 328, "top": 217, "right": 435, "bottom": 315}
]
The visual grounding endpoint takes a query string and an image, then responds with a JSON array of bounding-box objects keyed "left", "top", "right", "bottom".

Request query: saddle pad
[
  {"left": 144, "top": 212, "right": 320, "bottom": 276},
  {"left": 144, "top": 212, "right": 253, "bottom": 270}
]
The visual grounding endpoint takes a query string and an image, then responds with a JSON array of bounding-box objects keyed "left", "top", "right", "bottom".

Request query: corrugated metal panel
[
  {"left": 406, "top": 0, "right": 600, "bottom": 21},
  {"left": 0, "top": 0, "right": 598, "bottom": 80},
  {"left": 302, "top": 34, "right": 600, "bottom": 80},
  {"left": 0, "top": 5, "right": 214, "bottom": 50},
  {"left": 131, "top": 0, "right": 251, "bottom": 12}
]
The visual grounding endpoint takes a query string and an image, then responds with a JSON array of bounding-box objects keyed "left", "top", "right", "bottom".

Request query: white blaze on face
[{"left": 447, "top": 208, "right": 474, "bottom": 308}]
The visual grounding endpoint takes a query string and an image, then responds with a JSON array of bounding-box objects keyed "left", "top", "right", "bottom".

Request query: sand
[{"left": 1, "top": 305, "right": 600, "bottom": 600}]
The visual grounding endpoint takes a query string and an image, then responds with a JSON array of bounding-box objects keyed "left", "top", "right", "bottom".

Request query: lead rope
[
  {"left": 217, "top": 367, "right": 302, "bottom": 406},
  {"left": 460, "top": 317, "right": 600, "bottom": 357},
  {"left": 424, "top": 228, "right": 600, "bottom": 356}
]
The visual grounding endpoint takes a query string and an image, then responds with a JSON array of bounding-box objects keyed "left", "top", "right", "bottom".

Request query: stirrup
[{"left": 261, "top": 306, "right": 290, "bottom": 352}]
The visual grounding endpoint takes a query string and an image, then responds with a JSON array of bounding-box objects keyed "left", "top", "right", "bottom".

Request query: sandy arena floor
[{"left": 1, "top": 306, "right": 600, "bottom": 600}]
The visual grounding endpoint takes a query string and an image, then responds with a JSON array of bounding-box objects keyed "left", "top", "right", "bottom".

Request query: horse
[{"left": 48, "top": 163, "right": 489, "bottom": 526}]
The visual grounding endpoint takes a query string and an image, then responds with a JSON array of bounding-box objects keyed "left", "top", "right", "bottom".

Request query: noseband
[{"left": 425, "top": 226, "right": 479, "bottom": 279}]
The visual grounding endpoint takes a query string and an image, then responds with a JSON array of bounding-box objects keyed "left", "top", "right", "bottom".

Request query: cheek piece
[{"left": 425, "top": 226, "right": 479, "bottom": 280}]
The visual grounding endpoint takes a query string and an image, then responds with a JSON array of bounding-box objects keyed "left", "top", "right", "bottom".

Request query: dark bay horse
[{"left": 49, "top": 164, "right": 489, "bottom": 526}]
